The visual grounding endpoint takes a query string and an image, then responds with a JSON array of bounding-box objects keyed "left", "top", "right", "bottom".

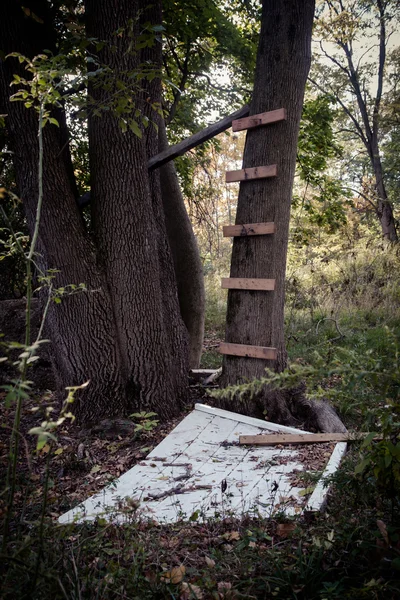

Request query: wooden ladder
[{"left": 220, "top": 107, "right": 286, "bottom": 361}]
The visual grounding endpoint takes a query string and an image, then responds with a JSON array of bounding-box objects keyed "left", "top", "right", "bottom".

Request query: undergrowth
[{"left": 2, "top": 147, "right": 400, "bottom": 598}]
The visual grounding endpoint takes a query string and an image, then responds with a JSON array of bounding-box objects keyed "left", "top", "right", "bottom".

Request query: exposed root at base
[{"left": 214, "top": 382, "right": 347, "bottom": 434}]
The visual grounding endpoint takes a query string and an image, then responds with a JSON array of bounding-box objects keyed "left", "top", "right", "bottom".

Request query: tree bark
[
  {"left": 1, "top": 0, "right": 189, "bottom": 424},
  {"left": 0, "top": 0, "right": 126, "bottom": 423},
  {"left": 86, "top": 0, "right": 189, "bottom": 416},
  {"left": 372, "top": 142, "right": 397, "bottom": 242},
  {"left": 158, "top": 120, "right": 205, "bottom": 368},
  {"left": 219, "top": 0, "right": 345, "bottom": 432},
  {"left": 222, "top": 0, "right": 316, "bottom": 385}
]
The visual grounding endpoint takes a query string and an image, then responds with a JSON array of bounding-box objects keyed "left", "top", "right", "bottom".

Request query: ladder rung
[
  {"left": 232, "top": 108, "right": 286, "bottom": 132},
  {"left": 221, "top": 278, "right": 275, "bottom": 291},
  {"left": 219, "top": 342, "right": 277, "bottom": 360},
  {"left": 223, "top": 222, "right": 275, "bottom": 237},
  {"left": 226, "top": 165, "right": 277, "bottom": 183}
]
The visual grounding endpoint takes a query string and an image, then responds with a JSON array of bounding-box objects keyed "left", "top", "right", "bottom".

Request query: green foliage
[
  {"left": 163, "top": 0, "right": 257, "bottom": 133},
  {"left": 295, "top": 95, "right": 351, "bottom": 238},
  {"left": 129, "top": 411, "right": 159, "bottom": 433}
]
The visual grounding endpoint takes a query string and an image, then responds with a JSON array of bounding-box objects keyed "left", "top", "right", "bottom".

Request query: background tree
[{"left": 311, "top": 0, "right": 399, "bottom": 241}]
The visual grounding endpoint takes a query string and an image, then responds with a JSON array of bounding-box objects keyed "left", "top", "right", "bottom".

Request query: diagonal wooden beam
[{"left": 148, "top": 105, "right": 250, "bottom": 171}]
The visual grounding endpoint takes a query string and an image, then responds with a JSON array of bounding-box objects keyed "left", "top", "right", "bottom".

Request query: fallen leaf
[
  {"left": 223, "top": 531, "right": 240, "bottom": 541},
  {"left": 218, "top": 581, "right": 234, "bottom": 598},
  {"left": 377, "top": 519, "right": 389, "bottom": 546},
  {"left": 205, "top": 556, "right": 215, "bottom": 568},
  {"left": 276, "top": 523, "right": 296, "bottom": 538},
  {"left": 90, "top": 465, "right": 101, "bottom": 474},
  {"left": 161, "top": 565, "right": 185, "bottom": 584},
  {"left": 180, "top": 581, "right": 203, "bottom": 599}
]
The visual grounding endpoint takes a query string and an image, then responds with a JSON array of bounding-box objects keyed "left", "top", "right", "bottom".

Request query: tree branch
[
  {"left": 308, "top": 76, "right": 369, "bottom": 148},
  {"left": 373, "top": 0, "right": 386, "bottom": 140}
]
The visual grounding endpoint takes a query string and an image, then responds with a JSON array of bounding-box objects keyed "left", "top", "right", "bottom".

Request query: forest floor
[{"left": 1, "top": 309, "right": 400, "bottom": 599}]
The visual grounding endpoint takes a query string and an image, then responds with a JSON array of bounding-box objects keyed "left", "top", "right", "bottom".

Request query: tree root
[{"left": 214, "top": 382, "right": 347, "bottom": 433}]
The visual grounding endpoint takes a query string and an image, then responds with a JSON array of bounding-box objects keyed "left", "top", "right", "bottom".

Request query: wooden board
[
  {"left": 239, "top": 432, "right": 379, "bottom": 445},
  {"left": 221, "top": 278, "right": 275, "bottom": 291},
  {"left": 223, "top": 222, "right": 275, "bottom": 237},
  {"left": 226, "top": 165, "right": 277, "bottom": 183},
  {"left": 219, "top": 342, "right": 277, "bottom": 360},
  {"left": 232, "top": 108, "right": 286, "bottom": 132},
  {"left": 148, "top": 105, "right": 249, "bottom": 171}
]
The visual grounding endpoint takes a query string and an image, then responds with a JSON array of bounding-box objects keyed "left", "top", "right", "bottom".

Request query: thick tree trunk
[
  {"left": 158, "top": 120, "right": 205, "bottom": 368},
  {"left": 86, "top": 0, "right": 189, "bottom": 416},
  {"left": 0, "top": 0, "right": 126, "bottom": 423},
  {"left": 222, "top": 0, "right": 316, "bottom": 385},
  {"left": 1, "top": 0, "right": 189, "bottom": 424},
  {"left": 218, "top": 0, "right": 345, "bottom": 432}
]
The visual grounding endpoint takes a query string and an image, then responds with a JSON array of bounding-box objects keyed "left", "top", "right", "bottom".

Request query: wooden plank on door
[
  {"left": 219, "top": 342, "right": 277, "bottom": 360},
  {"left": 232, "top": 108, "right": 286, "bottom": 132},
  {"left": 223, "top": 222, "right": 276, "bottom": 237},
  {"left": 239, "top": 432, "right": 379, "bottom": 445},
  {"left": 226, "top": 165, "right": 277, "bottom": 183},
  {"left": 221, "top": 278, "right": 275, "bottom": 291}
]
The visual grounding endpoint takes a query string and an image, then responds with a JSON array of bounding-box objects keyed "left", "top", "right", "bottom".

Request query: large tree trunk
[
  {"left": 0, "top": 0, "right": 126, "bottom": 423},
  {"left": 0, "top": 0, "right": 189, "bottom": 424},
  {"left": 219, "top": 0, "right": 345, "bottom": 433},
  {"left": 222, "top": 0, "right": 316, "bottom": 384},
  {"left": 158, "top": 120, "right": 205, "bottom": 369},
  {"left": 85, "top": 0, "right": 189, "bottom": 416}
]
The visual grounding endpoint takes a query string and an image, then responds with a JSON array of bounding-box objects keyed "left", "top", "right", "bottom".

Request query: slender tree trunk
[
  {"left": 0, "top": 0, "right": 126, "bottom": 423},
  {"left": 371, "top": 142, "right": 397, "bottom": 241},
  {"left": 86, "top": 0, "right": 189, "bottom": 416},
  {"left": 158, "top": 120, "right": 205, "bottom": 369}
]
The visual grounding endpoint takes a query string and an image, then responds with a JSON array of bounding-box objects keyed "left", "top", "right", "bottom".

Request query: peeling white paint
[{"left": 59, "top": 404, "right": 346, "bottom": 525}]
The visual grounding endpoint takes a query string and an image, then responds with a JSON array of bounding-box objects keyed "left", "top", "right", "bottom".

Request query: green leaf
[
  {"left": 361, "top": 432, "right": 377, "bottom": 448},
  {"left": 128, "top": 119, "right": 142, "bottom": 138},
  {"left": 355, "top": 457, "right": 371, "bottom": 475},
  {"left": 299, "top": 486, "right": 315, "bottom": 496}
]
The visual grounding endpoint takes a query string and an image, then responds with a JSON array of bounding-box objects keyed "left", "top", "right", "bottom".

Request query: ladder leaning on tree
[{"left": 220, "top": 107, "right": 287, "bottom": 362}]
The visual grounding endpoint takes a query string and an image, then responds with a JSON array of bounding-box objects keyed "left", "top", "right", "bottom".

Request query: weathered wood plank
[
  {"left": 148, "top": 105, "right": 250, "bottom": 171},
  {"left": 239, "top": 432, "right": 380, "bottom": 445},
  {"left": 232, "top": 108, "right": 286, "bottom": 132},
  {"left": 223, "top": 222, "right": 276, "bottom": 237},
  {"left": 221, "top": 278, "right": 275, "bottom": 291},
  {"left": 225, "top": 165, "right": 277, "bottom": 183},
  {"left": 219, "top": 342, "right": 277, "bottom": 360}
]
